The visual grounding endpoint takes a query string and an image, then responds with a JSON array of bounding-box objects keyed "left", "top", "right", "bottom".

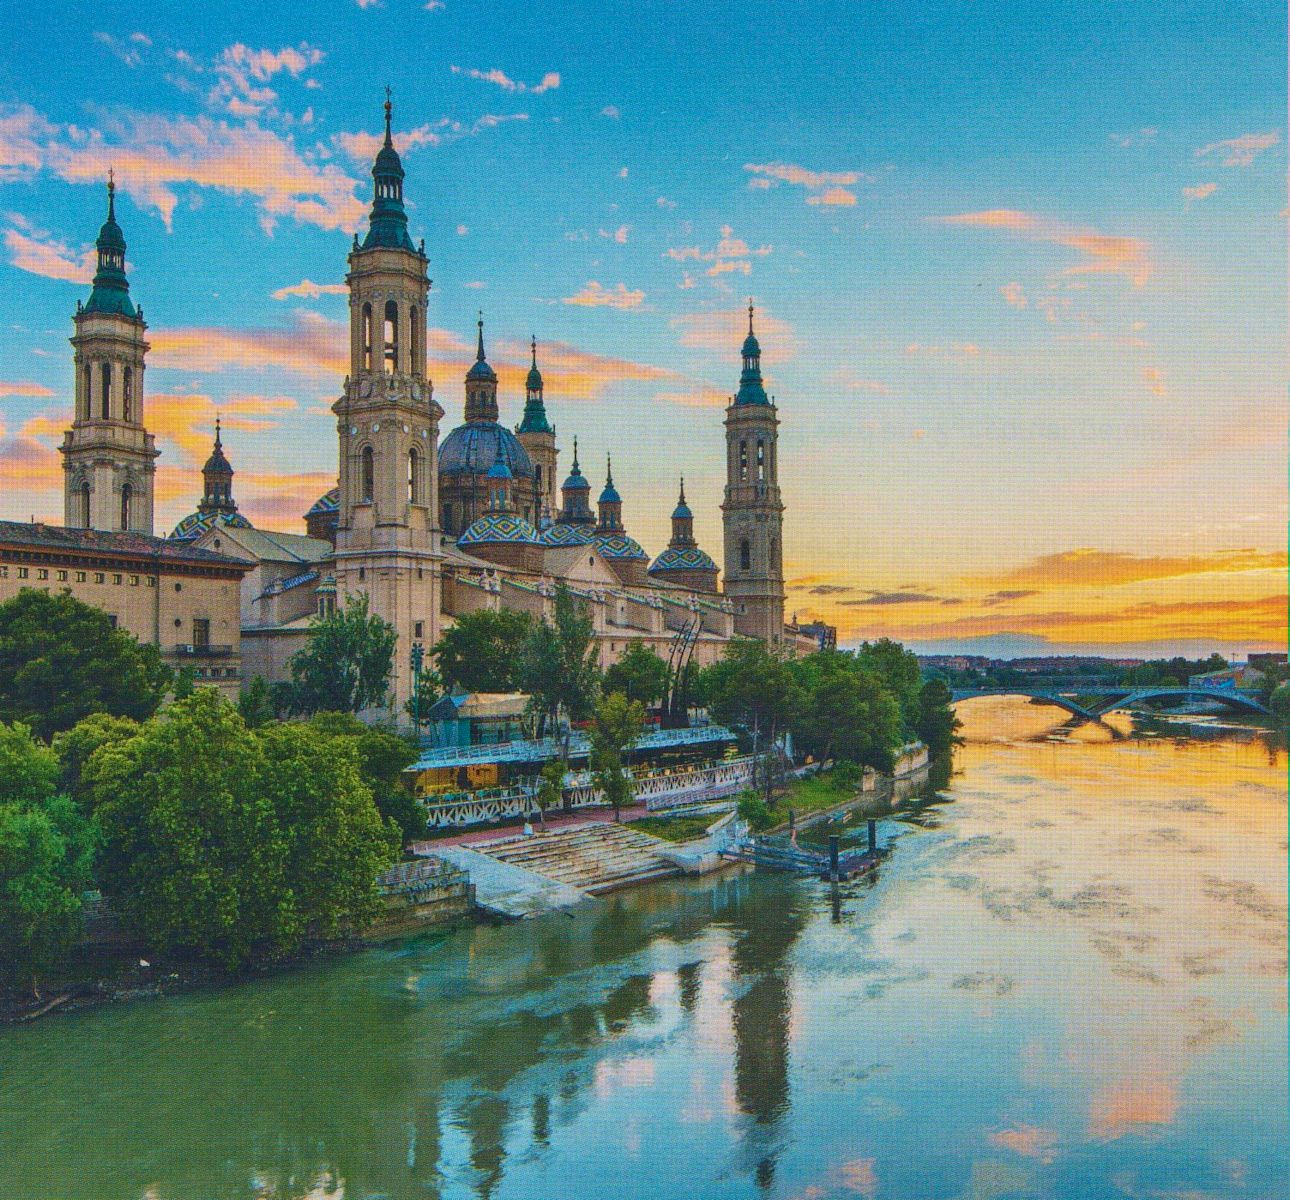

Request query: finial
[
  {"left": 572, "top": 435, "right": 580, "bottom": 469},
  {"left": 531, "top": 334, "right": 537, "bottom": 368},
  {"left": 606, "top": 453, "right": 614, "bottom": 487},
  {"left": 747, "top": 298, "right": 755, "bottom": 335},
  {"left": 476, "top": 311, "right": 485, "bottom": 361},
  {"left": 107, "top": 169, "right": 116, "bottom": 219},
  {"left": 679, "top": 475, "right": 686, "bottom": 503},
  {"left": 383, "top": 85, "right": 393, "bottom": 147},
  {"left": 214, "top": 414, "right": 222, "bottom": 448}
]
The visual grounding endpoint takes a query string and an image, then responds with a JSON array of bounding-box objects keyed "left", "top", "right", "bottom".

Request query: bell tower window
[
  {"left": 410, "top": 305, "right": 420, "bottom": 374},
  {"left": 80, "top": 482, "right": 91, "bottom": 527},
  {"left": 738, "top": 440, "right": 748, "bottom": 482},
  {"left": 757, "top": 439, "right": 765, "bottom": 481},
  {"left": 362, "top": 304, "right": 373, "bottom": 371},
  {"left": 740, "top": 538, "right": 751, "bottom": 572},
  {"left": 100, "top": 363, "right": 112, "bottom": 419},
  {"left": 361, "top": 445, "right": 374, "bottom": 502},
  {"left": 120, "top": 483, "right": 132, "bottom": 530},
  {"left": 408, "top": 447, "right": 421, "bottom": 503},
  {"left": 384, "top": 301, "right": 399, "bottom": 373},
  {"left": 81, "top": 364, "right": 91, "bottom": 421},
  {"left": 123, "top": 367, "right": 134, "bottom": 422}
]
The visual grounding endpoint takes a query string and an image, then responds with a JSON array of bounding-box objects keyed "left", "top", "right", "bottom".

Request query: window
[
  {"left": 416, "top": 567, "right": 423, "bottom": 580},
  {"left": 76, "top": 571, "right": 86, "bottom": 583},
  {"left": 56, "top": 570, "right": 67, "bottom": 582},
  {"left": 414, "top": 621, "right": 424, "bottom": 640},
  {"left": 120, "top": 483, "right": 132, "bottom": 531},
  {"left": 123, "top": 366, "right": 133, "bottom": 422},
  {"left": 37, "top": 568, "right": 48, "bottom": 580},
  {"left": 17, "top": 567, "right": 28, "bottom": 579},
  {"left": 362, "top": 303, "right": 373, "bottom": 370},
  {"left": 0, "top": 566, "right": 7, "bottom": 578},
  {"left": 361, "top": 445, "right": 375, "bottom": 501},
  {"left": 739, "top": 440, "right": 748, "bottom": 482},
  {"left": 739, "top": 539, "right": 751, "bottom": 572},
  {"left": 384, "top": 300, "right": 399, "bottom": 373},
  {"left": 129, "top": 575, "right": 139, "bottom": 586},
  {"left": 175, "top": 582, "right": 182, "bottom": 592},
  {"left": 94, "top": 573, "right": 105, "bottom": 584},
  {"left": 535, "top": 464, "right": 542, "bottom": 489},
  {"left": 756, "top": 440, "right": 765, "bottom": 482},
  {"left": 112, "top": 574, "right": 122, "bottom": 585},
  {"left": 358, "top": 567, "right": 365, "bottom": 581},
  {"left": 82, "top": 364, "right": 91, "bottom": 421},
  {"left": 107, "top": 615, "right": 117, "bottom": 629},
  {"left": 443, "top": 502, "right": 453, "bottom": 532},
  {"left": 408, "top": 447, "right": 420, "bottom": 503},
  {"left": 100, "top": 362, "right": 111, "bottom": 419},
  {"left": 80, "top": 483, "right": 91, "bottom": 528},
  {"left": 192, "top": 618, "right": 210, "bottom": 649},
  {"left": 410, "top": 305, "right": 420, "bottom": 371}
]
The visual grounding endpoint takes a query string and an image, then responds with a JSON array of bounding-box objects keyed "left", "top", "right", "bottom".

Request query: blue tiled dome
[
  {"left": 540, "top": 523, "right": 595, "bottom": 547},
  {"left": 594, "top": 531, "right": 649, "bottom": 561},
  {"left": 306, "top": 487, "right": 340, "bottom": 517},
  {"left": 467, "top": 356, "right": 497, "bottom": 382},
  {"left": 169, "top": 510, "right": 253, "bottom": 542},
  {"left": 439, "top": 422, "right": 535, "bottom": 478},
  {"left": 649, "top": 545, "right": 717, "bottom": 574},
  {"left": 458, "top": 513, "right": 542, "bottom": 547}
]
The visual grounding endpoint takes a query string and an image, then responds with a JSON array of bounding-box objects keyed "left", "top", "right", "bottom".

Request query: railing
[
  {"left": 172, "top": 643, "right": 234, "bottom": 657},
  {"left": 411, "top": 723, "right": 736, "bottom": 769}
]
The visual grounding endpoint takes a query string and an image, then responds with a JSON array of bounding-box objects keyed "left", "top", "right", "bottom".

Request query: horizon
[{"left": 0, "top": 0, "right": 1284, "bottom": 659}]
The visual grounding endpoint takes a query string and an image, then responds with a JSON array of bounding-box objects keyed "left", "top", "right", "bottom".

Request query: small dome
[
  {"left": 649, "top": 545, "right": 717, "bottom": 575},
  {"left": 440, "top": 422, "right": 535, "bottom": 478},
  {"left": 458, "top": 513, "right": 542, "bottom": 547},
  {"left": 467, "top": 356, "right": 497, "bottom": 382},
  {"left": 306, "top": 486, "right": 340, "bottom": 517},
  {"left": 169, "top": 510, "right": 253, "bottom": 542},
  {"left": 599, "top": 479, "right": 621, "bottom": 504},
  {"left": 594, "top": 531, "right": 649, "bottom": 562},
  {"left": 741, "top": 331, "right": 760, "bottom": 359},
  {"left": 562, "top": 466, "right": 590, "bottom": 491},
  {"left": 486, "top": 453, "right": 513, "bottom": 481},
  {"left": 540, "top": 523, "right": 595, "bottom": 547}
]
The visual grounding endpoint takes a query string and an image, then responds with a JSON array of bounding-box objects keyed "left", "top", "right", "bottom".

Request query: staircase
[{"left": 476, "top": 823, "right": 681, "bottom": 894}]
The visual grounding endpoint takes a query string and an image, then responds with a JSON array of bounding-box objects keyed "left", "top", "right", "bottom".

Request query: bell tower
[
  {"left": 60, "top": 176, "right": 158, "bottom": 534},
  {"left": 721, "top": 303, "right": 785, "bottom": 643},
  {"left": 516, "top": 336, "right": 558, "bottom": 520},
  {"left": 332, "top": 92, "right": 443, "bottom": 720}
]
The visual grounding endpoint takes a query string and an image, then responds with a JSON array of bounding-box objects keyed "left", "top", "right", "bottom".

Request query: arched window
[
  {"left": 362, "top": 304, "right": 373, "bottom": 371},
  {"left": 120, "top": 483, "right": 132, "bottom": 530},
  {"left": 384, "top": 300, "right": 399, "bottom": 374},
  {"left": 408, "top": 447, "right": 420, "bottom": 503},
  {"left": 443, "top": 502, "right": 454, "bottom": 533},
  {"left": 738, "top": 440, "right": 748, "bottom": 482},
  {"left": 361, "top": 445, "right": 374, "bottom": 502},
  {"left": 81, "top": 364, "right": 91, "bottom": 421},
  {"left": 409, "top": 305, "right": 420, "bottom": 373},
  {"left": 80, "top": 482, "right": 91, "bottom": 527},
  {"left": 100, "top": 363, "right": 112, "bottom": 419},
  {"left": 756, "top": 440, "right": 766, "bottom": 481},
  {"left": 535, "top": 464, "right": 542, "bottom": 490},
  {"left": 740, "top": 538, "right": 751, "bottom": 572},
  {"left": 122, "top": 367, "right": 134, "bottom": 422}
]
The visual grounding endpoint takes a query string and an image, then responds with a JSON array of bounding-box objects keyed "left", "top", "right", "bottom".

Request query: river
[{"left": 1, "top": 698, "right": 1286, "bottom": 1199}]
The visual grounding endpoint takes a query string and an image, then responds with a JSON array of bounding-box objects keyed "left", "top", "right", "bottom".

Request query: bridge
[{"left": 950, "top": 685, "right": 1270, "bottom": 720}]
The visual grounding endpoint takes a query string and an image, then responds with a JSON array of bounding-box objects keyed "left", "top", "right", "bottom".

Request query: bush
[{"left": 737, "top": 791, "right": 774, "bottom": 832}]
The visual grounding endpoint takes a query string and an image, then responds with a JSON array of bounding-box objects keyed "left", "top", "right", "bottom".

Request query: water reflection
[{"left": 0, "top": 696, "right": 1284, "bottom": 1200}]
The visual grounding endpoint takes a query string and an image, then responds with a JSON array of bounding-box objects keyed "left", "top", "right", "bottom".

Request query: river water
[{"left": 2, "top": 699, "right": 1286, "bottom": 1199}]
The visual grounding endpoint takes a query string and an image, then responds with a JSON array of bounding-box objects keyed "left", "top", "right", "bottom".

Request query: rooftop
[{"left": 0, "top": 520, "right": 250, "bottom": 569}]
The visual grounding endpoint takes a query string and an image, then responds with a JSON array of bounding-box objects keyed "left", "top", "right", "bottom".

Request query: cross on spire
[
  {"left": 476, "top": 311, "right": 486, "bottom": 360},
  {"left": 383, "top": 85, "right": 393, "bottom": 146},
  {"left": 748, "top": 298, "right": 755, "bottom": 335}
]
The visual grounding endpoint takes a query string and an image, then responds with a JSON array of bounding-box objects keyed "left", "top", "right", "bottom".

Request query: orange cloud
[
  {"left": 937, "top": 209, "right": 1152, "bottom": 287},
  {"left": 149, "top": 311, "right": 348, "bottom": 377},
  {"left": 805, "top": 186, "right": 857, "bottom": 206},
  {"left": 334, "top": 114, "right": 529, "bottom": 163},
  {"left": 450, "top": 65, "right": 560, "bottom": 93},
  {"left": 0, "top": 380, "right": 55, "bottom": 398},
  {"left": 664, "top": 226, "right": 772, "bottom": 281},
  {"left": 744, "top": 162, "right": 870, "bottom": 205},
  {"left": 562, "top": 281, "right": 645, "bottom": 310},
  {"left": 988, "top": 1125, "right": 1058, "bottom": 1164},
  {"left": 654, "top": 386, "right": 730, "bottom": 408},
  {"left": 986, "top": 547, "right": 1287, "bottom": 589},
  {"left": 1000, "top": 281, "right": 1027, "bottom": 309},
  {"left": 1088, "top": 1076, "right": 1178, "bottom": 1141},
  {"left": 1182, "top": 182, "right": 1217, "bottom": 205},
  {"left": 491, "top": 337, "right": 677, "bottom": 402},
  {"left": 271, "top": 279, "right": 348, "bottom": 300},
  {"left": 3, "top": 226, "right": 95, "bottom": 283},
  {"left": 673, "top": 307, "right": 795, "bottom": 364}
]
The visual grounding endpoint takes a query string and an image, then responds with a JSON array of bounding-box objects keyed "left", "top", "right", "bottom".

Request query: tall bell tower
[
  {"left": 721, "top": 303, "right": 785, "bottom": 643},
  {"left": 516, "top": 337, "right": 558, "bottom": 520},
  {"left": 60, "top": 176, "right": 158, "bottom": 534},
  {"left": 332, "top": 93, "right": 443, "bottom": 720}
]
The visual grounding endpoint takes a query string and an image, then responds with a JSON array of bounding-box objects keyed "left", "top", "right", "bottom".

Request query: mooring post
[
  {"left": 867, "top": 818, "right": 877, "bottom": 855},
  {"left": 829, "top": 834, "right": 840, "bottom": 882}
]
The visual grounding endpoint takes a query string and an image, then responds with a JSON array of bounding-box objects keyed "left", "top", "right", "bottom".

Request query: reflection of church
[{"left": 22, "top": 97, "right": 830, "bottom": 717}]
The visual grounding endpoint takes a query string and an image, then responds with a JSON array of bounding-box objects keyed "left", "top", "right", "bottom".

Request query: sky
[{"left": 0, "top": 0, "right": 1284, "bottom": 658}]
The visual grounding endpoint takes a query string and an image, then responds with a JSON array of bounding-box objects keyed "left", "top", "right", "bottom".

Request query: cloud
[
  {"left": 1088, "top": 1077, "right": 1178, "bottom": 1141},
  {"left": 208, "top": 43, "right": 325, "bottom": 117},
  {"left": 936, "top": 209, "right": 1152, "bottom": 287},
  {"left": 904, "top": 341, "right": 983, "bottom": 358},
  {"left": 598, "top": 224, "right": 630, "bottom": 243},
  {"left": 94, "top": 31, "right": 150, "bottom": 69},
  {"left": 664, "top": 225, "right": 773, "bottom": 281},
  {"left": 334, "top": 112, "right": 528, "bottom": 163},
  {"left": 673, "top": 306, "right": 795, "bottom": 363},
  {"left": 271, "top": 278, "right": 347, "bottom": 300},
  {"left": 491, "top": 336, "right": 676, "bottom": 401},
  {"left": 1108, "top": 127, "right": 1158, "bottom": 148},
  {"left": 988, "top": 1125, "right": 1058, "bottom": 1164},
  {"left": 143, "top": 392, "right": 299, "bottom": 463},
  {"left": 0, "top": 380, "right": 55, "bottom": 398},
  {"left": 980, "top": 589, "right": 1039, "bottom": 606},
  {"left": 149, "top": 311, "right": 349, "bottom": 377},
  {"left": 808, "top": 584, "right": 856, "bottom": 595},
  {"left": 1182, "top": 182, "right": 1217, "bottom": 206},
  {"left": 653, "top": 386, "right": 730, "bottom": 408},
  {"left": 829, "top": 370, "right": 891, "bottom": 395},
  {"left": 805, "top": 186, "right": 857, "bottom": 206},
  {"left": 983, "top": 547, "right": 1287, "bottom": 589},
  {"left": 840, "top": 591, "right": 942, "bottom": 606},
  {"left": 744, "top": 162, "right": 871, "bottom": 205},
  {"left": 1000, "top": 281, "right": 1027, "bottom": 309},
  {"left": 1141, "top": 365, "right": 1167, "bottom": 397},
  {"left": 451, "top": 66, "right": 560, "bottom": 94},
  {"left": 656, "top": 196, "right": 676, "bottom": 209},
  {"left": 562, "top": 281, "right": 645, "bottom": 309},
  {"left": 1195, "top": 132, "right": 1278, "bottom": 167},
  {"left": 2, "top": 225, "right": 96, "bottom": 283},
  {"left": 600, "top": 105, "right": 620, "bottom": 119}
]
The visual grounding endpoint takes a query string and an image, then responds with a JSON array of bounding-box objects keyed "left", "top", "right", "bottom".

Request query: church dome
[
  {"left": 539, "top": 522, "right": 595, "bottom": 547},
  {"left": 458, "top": 512, "right": 542, "bottom": 547},
  {"left": 594, "top": 531, "right": 649, "bottom": 561},
  {"left": 467, "top": 356, "right": 497, "bottom": 382},
  {"left": 169, "top": 510, "right": 253, "bottom": 542},
  {"left": 305, "top": 487, "right": 340, "bottom": 519},
  {"left": 649, "top": 545, "right": 717, "bottom": 575},
  {"left": 439, "top": 422, "right": 535, "bottom": 478}
]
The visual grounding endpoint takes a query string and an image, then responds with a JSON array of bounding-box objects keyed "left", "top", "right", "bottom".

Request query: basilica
[{"left": 1, "top": 98, "right": 830, "bottom": 720}]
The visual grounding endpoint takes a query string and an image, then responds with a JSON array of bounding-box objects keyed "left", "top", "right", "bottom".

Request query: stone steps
[{"left": 479, "top": 823, "right": 680, "bottom": 893}]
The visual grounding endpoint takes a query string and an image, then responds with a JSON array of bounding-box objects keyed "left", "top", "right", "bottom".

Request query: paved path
[{"left": 425, "top": 844, "right": 591, "bottom": 919}]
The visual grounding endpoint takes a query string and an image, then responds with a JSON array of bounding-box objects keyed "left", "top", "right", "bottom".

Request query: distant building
[
  {"left": 1188, "top": 664, "right": 1263, "bottom": 690},
  {"left": 1247, "top": 652, "right": 1287, "bottom": 672}
]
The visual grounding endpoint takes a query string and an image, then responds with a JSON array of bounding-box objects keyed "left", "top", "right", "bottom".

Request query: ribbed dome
[
  {"left": 594, "top": 531, "right": 649, "bottom": 561},
  {"left": 439, "top": 422, "right": 535, "bottom": 477},
  {"left": 458, "top": 513, "right": 542, "bottom": 547},
  {"left": 649, "top": 545, "right": 716, "bottom": 574}
]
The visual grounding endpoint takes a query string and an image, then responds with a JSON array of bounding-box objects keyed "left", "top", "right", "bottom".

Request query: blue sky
[{"left": 0, "top": 0, "right": 1284, "bottom": 654}]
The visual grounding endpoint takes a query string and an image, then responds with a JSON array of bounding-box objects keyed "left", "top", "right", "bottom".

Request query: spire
[
  {"left": 477, "top": 312, "right": 485, "bottom": 362},
  {"left": 213, "top": 414, "right": 222, "bottom": 450},
  {"left": 361, "top": 88, "right": 416, "bottom": 252},
  {"left": 748, "top": 297, "right": 755, "bottom": 336},
  {"left": 466, "top": 311, "right": 498, "bottom": 396},
  {"left": 598, "top": 453, "right": 623, "bottom": 529},
  {"left": 83, "top": 173, "right": 136, "bottom": 318},
  {"left": 199, "top": 416, "right": 236, "bottom": 516},
  {"left": 672, "top": 475, "right": 692, "bottom": 520},
  {"left": 670, "top": 474, "right": 695, "bottom": 546},
  {"left": 519, "top": 334, "right": 553, "bottom": 434},
  {"left": 735, "top": 297, "right": 769, "bottom": 406}
]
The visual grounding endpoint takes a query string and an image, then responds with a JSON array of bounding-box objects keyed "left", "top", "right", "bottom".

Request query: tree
[
  {"left": 237, "top": 675, "right": 276, "bottom": 729},
  {"left": 790, "top": 656, "right": 901, "bottom": 771},
  {"left": 0, "top": 589, "right": 171, "bottom": 740},
  {"left": 51, "top": 712, "right": 140, "bottom": 813},
  {"left": 307, "top": 714, "right": 423, "bottom": 846},
  {"left": 854, "top": 639, "right": 922, "bottom": 737},
  {"left": 0, "top": 722, "right": 95, "bottom": 998},
  {"left": 535, "top": 759, "right": 567, "bottom": 822},
  {"left": 604, "top": 641, "right": 670, "bottom": 708},
  {"left": 287, "top": 594, "right": 397, "bottom": 716},
  {"left": 589, "top": 692, "right": 645, "bottom": 822},
  {"left": 518, "top": 585, "right": 601, "bottom": 739},
  {"left": 432, "top": 609, "right": 535, "bottom": 693},
  {"left": 1269, "top": 682, "right": 1290, "bottom": 725},
  {"left": 916, "top": 678, "right": 962, "bottom": 760},
  {"left": 172, "top": 665, "right": 196, "bottom": 700}
]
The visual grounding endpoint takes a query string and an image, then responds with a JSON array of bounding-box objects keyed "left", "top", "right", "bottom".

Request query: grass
[
  {"left": 629, "top": 814, "right": 718, "bottom": 843},
  {"left": 777, "top": 770, "right": 855, "bottom": 819}
]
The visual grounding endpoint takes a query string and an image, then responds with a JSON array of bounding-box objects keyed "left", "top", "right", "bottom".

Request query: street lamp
[{"left": 410, "top": 641, "right": 425, "bottom": 742}]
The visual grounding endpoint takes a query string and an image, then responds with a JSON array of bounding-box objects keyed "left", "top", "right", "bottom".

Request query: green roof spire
[
  {"left": 361, "top": 87, "right": 417, "bottom": 253},
  {"left": 518, "top": 334, "right": 554, "bottom": 434},
  {"left": 83, "top": 172, "right": 136, "bottom": 318},
  {"left": 734, "top": 296, "right": 769, "bottom": 406}
]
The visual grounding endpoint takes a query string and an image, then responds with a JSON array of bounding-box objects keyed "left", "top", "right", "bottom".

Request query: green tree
[
  {"left": 1269, "top": 682, "right": 1290, "bottom": 725},
  {"left": 535, "top": 759, "right": 567, "bottom": 822},
  {"left": 604, "top": 641, "right": 670, "bottom": 707},
  {"left": 916, "top": 678, "right": 962, "bottom": 760},
  {"left": 51, "top": 712, "right": 140, "bottom": 813},
  {"left": 432, "top": 609, "right": 535, "bottom": 693},
  {"left": 589, "top": 691, "right": 645, "bottom": 822},
  {"left": 854, "top": 638, "right": 923, "bottom": 736},
  {"left": 790, "top": 655, "right": 901, "bottom": 771},
  {"left": 287, "top": 594, "right": 397, "bottom": 716},
  {"left": 238, "top": 675, "right": 276, "bottom": 729},
  {"left": 518, "top": 585, "right": 601, "bottom": 739},
  {"left": 172, "top": 665, "right": 196, "bottom": 700},
  {"left": 0, "top": 722, "right": 95, "bottom": 997},
  {"left": 0, "top": 589, "right": 171, "bottom": 740}
]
